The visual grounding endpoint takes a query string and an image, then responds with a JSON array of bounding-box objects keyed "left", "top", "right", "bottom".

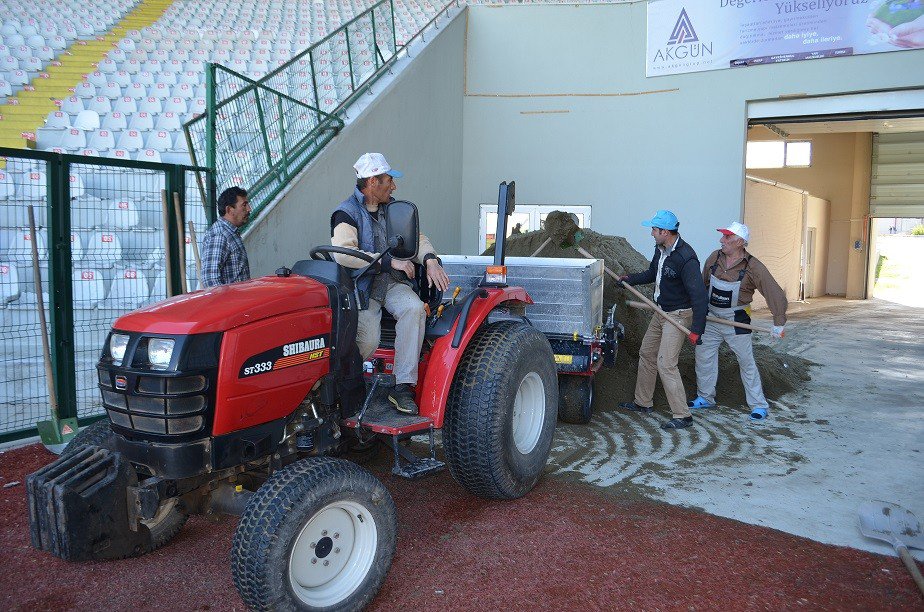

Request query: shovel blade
[{"left": 859, "top": 500, "right": 924, "bottom": 551}]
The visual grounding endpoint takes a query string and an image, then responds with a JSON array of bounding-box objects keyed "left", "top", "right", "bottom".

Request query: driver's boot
[{"left": 388, "top": 384, "right": 419, "bottom": 415}]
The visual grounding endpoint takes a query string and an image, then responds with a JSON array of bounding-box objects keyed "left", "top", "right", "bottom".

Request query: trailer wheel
[
  {"left": 60, "top": 419, "right": 188, "bottom": 552},
  {"left": 558, "top": 375, "right": 594, "bottom": 424},
  {"left": 444, "top": 321, "right": 558, "bottom": 500},
  {"left": 232, "top": 457, "right": 397, "bottom": 612}
]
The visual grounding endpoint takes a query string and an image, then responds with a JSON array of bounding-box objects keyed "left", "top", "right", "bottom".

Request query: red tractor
[{"left": 27, "top": 182, "right": 559, "bottom": 610}]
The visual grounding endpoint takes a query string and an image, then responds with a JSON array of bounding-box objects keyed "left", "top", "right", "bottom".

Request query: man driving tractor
[{"left": 331, "top": 153, "right": 451, "bottom": 416}]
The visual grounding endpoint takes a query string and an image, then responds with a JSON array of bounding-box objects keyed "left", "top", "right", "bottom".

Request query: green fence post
[
  {"left": 254, "top": 87, "right": 274, "bottom": 172},
  {"left": 371, "top": 10, "right": 379, "bottom": 69},
  {"left": 206, "top": 63, "right": 217, "bottom": 181},
  {"left": 309, "top": 48, "right": 321, "bottom": 114},
  {"left": 46, "top": 156, "right": 77, "bottom": 420},
  {"left": 278, "top": 95, "right": 289, "bottom": 179},
  {"left": 390, "top": 0, "right": 397, "bottom": 52},
  {"left": 164, "top": 165, "right": 183, "bottom": 297},
  {"left": 346, "top": 25, "right": 356, "bottom": 92}
]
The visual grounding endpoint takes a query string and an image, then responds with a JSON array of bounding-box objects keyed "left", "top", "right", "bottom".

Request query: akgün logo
[
  {"left": 652, "top": 7, "right": 713, "bottom": 65},
  {"left": 668, "top": 8, "right": 699, "bottom": 45}
]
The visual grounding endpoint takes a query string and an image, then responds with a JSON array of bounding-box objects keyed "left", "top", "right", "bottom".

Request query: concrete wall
[
  {"left": 244, "top": 13, "right": 466, "bottom": 275},
  {"left": 460, "top": 4, "right": 924, "bottom": 270},
  {"left": 805, "top": 195, "right": 831, "bottom": 299},
  {"left": 750, "top": 132, "right": 862, "bottom": 296}
]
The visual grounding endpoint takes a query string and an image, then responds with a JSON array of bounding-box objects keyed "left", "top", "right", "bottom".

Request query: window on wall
[
  {"left": 479, "top": 204, "right": 591, "bottom": 253},
  {"left": 746, "top": 141, "right": 812, "bottom": 168}
]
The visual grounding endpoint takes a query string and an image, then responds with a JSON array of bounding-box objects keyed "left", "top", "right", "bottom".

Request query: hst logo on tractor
[{"left": 239, "top": 334, "right": 330, "bottom": 378}]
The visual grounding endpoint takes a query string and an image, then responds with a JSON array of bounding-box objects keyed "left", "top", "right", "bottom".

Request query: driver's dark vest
[{"left": 333, "top": 193, "right": 388, "bottom": 301}]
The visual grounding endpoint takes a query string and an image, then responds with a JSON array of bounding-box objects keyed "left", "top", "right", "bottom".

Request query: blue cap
[{"left": 641, "top": 210, "right": 679, "bottom": 231}]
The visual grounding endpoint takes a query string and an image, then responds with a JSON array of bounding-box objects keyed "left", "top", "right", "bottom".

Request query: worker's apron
[{"left": 707, "top": 257, "right": 751, "bottom": 334}]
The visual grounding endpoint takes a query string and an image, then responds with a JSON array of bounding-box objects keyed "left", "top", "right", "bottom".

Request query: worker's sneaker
[
  {"left": 617, "top": 401, "right": 653, "bottom": 414},
  {"left": 660, "top": 417, "right": 693, "bottom": 430},
  {"left": 388, "top": 384, "right": 419, "bottom": 415},
  {"left": 687, "top": 396, "right": 716, "bottom": 410}
]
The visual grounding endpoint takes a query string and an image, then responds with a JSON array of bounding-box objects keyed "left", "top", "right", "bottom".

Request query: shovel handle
[
  {"left": 897, "top": 545, "right": 924, "bottom": 596},
  {"left": 626, "top": 300, "right": 773, "bottom": 334},
  {"left": 575, "top": 245, "right": 692, "bottom": 337},
  {"left": 530, "top": 236, "right": 553, "bottom": 257}
]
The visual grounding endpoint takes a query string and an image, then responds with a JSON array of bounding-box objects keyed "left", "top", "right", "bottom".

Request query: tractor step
[
  {"left": 392, "top": 456, "right": 445, "bottom": 480},
  {"left": 342, "top": 401, "right": 433, "bottom": 435}
]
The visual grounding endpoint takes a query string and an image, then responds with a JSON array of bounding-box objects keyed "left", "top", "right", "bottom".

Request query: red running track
[{"left": 1, "top": 444, "right": 920, "bottom": 610}]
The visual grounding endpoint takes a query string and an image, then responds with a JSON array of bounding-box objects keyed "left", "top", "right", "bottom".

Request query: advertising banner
[{"left": 646, "top": 0, "right": 924, "bottom": 76}]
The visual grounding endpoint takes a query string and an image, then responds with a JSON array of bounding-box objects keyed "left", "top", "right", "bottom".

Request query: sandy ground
[{"left": 550, "top": 296, "right": 924, "bottom": 560}]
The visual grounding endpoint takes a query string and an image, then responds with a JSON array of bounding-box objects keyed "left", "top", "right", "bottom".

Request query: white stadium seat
[
  {"left": 136, "top": 148, "right": 162, "bottom": 162},
  {"left": 73, "top": 109, "right": 100, "bottom": 130},
  {"left": 102, "top": 111, "right": 127, "bottom": 130},
  {"left": 45, "top": 110, "right": 70, "bottom": 128},
  {"left": 73, "top": 81, "right": 96, "bottom": 98},
  {"left": 72, "top": 268, "right": 106, "bottom": 309},
  {"left": 60, "top": 96, "right": 84, "bottom": 114},
  {"left": 105, "top": 266, "right": 149, "bottom": 308},
  {"left": 116, "top": 129, "right": 144, "bottom": 150},
  {"left": 59, "top": 128, "right": 87, "bottom": 150},
  {"left": 86, "top": 129, "right": 115, "bottom": 151},
  {"left": 128, "top": 111, "right": 154, "bottom": 130},
  {"left": 144, "top": 130, "right": 173, "bottom": 152},
  {"left": 0, "top": 262, "right": 21, "bottom": 304},
  {"left": 106, "top": 198, "right": 140, "bottom": 228},
  {"left": 83, "top": 231, "right": 122, "bottom": 265}
]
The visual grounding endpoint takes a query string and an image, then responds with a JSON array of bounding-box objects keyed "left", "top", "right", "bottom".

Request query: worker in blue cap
[{"left": 617, "top": 210, "right": 708, "bottom": 430}]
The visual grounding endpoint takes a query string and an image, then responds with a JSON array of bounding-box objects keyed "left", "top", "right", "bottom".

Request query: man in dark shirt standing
[
  {"left": 617, "top": 210, "right": 708, "bottom": 430},
  {"left": 200, "top": 186, "right": 251, "bottom": 288}
]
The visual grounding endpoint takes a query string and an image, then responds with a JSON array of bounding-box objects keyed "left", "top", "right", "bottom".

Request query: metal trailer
[{"left": 439, "top": 255, "right": 622, "bottom": 424}]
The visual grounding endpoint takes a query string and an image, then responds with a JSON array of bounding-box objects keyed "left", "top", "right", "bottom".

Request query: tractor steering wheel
[{"left": 309, "top": 246, "right": 376, "bottom": 264}]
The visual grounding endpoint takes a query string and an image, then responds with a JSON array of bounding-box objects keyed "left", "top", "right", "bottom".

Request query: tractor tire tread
[
  {"left": 443, "top": 321, "right": 557, "bottom": 500},
  {"left": 232, "top": 457, "right": 396, "bottom": 612}
]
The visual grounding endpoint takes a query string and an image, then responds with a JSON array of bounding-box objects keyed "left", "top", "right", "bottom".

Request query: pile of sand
[{"left": 484, "top": 211, "right": 813, "bottom": 409}]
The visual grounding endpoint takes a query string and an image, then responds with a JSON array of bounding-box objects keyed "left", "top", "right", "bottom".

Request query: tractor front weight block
[{"left": 27, "top": 445, "right": 153, "bottom": 561}]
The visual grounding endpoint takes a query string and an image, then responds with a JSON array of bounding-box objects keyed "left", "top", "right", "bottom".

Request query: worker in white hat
[
  {"left": 688, "top": 222, "right": 788, "bottom": 420},
  {"left": 331, "top": 153, "right": 450, "bottom": 416}
]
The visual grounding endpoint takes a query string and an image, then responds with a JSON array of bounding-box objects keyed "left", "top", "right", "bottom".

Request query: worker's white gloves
[{"left": 771, "top": 325, "right": 785, "bottom": 339}]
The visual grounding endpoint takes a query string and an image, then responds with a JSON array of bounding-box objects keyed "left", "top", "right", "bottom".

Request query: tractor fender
[{"left": 419, "top": 286, "right": 532, "bottom": 427}]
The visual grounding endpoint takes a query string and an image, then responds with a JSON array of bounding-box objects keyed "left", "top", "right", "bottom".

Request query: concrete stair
[{"left": 0, "top": 0, "right": 173, "bottom": 149}]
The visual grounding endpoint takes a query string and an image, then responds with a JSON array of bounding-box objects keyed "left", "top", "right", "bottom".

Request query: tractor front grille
[{"left": 99, "top": 368, "right": 215, "bottom": 438}]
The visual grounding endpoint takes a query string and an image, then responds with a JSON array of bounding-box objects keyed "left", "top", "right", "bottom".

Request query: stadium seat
[
  {"left": 99, "top": 81, "right": 121, "bottom": 99},
  {"left": 87, "top": 96, "right": 112, "bottom": 115},
  {"left": 73, "top": 81, "right": 96, "bottom": 98},
  {"left": 121, "top": 227, "right": 165, "bottom": 264},
  {"left": 1, "top": 227, "right": 47, "bottom": 262},
  {"left": 113, "top": 96, "right": 138, "bottom": 114},
  {"left": 172, "top": 82, "right": 194, "bottom": 98},
  {"left": 0, "top": 80, "right": 11, "bottom": 96},
  {"left": 154, "top": 111, "right": 181, "bottom": 131},
  {"left": 0, "top": 169, "right": 15, "bottom": 198},
  {"left": 150, "top": 82, "right": 170, "bottom": 98},
  {"left": 128, "top": 111, "right": 154, "bottom": 130},
  {"left": 139, "top": 96, "right": 162, "bottom": 114},
  {"left": 116, "top": 129, "right": 144, "bottom": 151},
  {"left": 134, "top": 71, "right": 155, "bottom": 86},
  {"left": 72, "top": 268, "right": 106, "bottom": 309},
  {"left": 59, "top": 96, "right": 84, "bottom": 114},
  {"left": 86, "top": 129, "right": 115, "bottom": 151},
  {"left": 163, "top": 97, "right": 187, "bottom": 114},
  {"left": 6, "top": 69, "right": 28, "bottom": 86},
  {"left": 107, "top": 148, "right": 131, "bottom": 161},
  {"left": 106, "top": 198, "right": 140, "bottom": 228},
  {"left": 71, "top": 197, "right": 109, "bottom": 229},
  {"left": 136, "top": 148, "right": 162, "bottom": 162},
  {"left": 102, "top": 111, "right": 127, "bottom": 130},
  {"left": 73, "top": 109, "right": 100, "bottom": 130},
  {"left": 59, "top": 128, "right": 87, "bottom": 150},
  {"left": 45, "top": 110, "right": 70, "bottom": 128},
  {"left": 86, "top": 71, "right": 108, "bottom": 86},
  {"left": 111, "top": 70, "right": 132, "bottom": 87},
  {"left": 83, "top": 231, "right": 122, "bottom": 266},
  {"left": 68, "top": 172, "right": 86, "bottom": 199},
  {"left": 105, "top": 266, "right": 148, "bottom": 309},
  {"left": 0, "top": 262, "right": 21, "bottom": 304}
]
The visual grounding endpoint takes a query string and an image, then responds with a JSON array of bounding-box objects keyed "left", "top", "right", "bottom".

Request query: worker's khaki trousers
[
  {"left": 634, "top": 308, "right": 693, "bottom": 419},
  {"left": 356, "top": 282, "right": 427, "bottom": 386},
  {"left": 695, "top": 319, "right": 769, "bottom": 411}
]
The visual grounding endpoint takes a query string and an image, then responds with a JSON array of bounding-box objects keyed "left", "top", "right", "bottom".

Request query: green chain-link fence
[
  {"left": 185, "top": 0, "right": 460, "bottom": 227},
  {"left": 0, "top": 147, "right": 211, "bottom": 442}
]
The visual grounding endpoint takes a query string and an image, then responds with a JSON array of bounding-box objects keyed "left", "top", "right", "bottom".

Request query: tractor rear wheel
[
  {"left": 558, "top": 375, "right": 594, "bottom": 424},
  {"left": 232, "top": 457, "right": 397, "bottom": 611},
  {"left": 443, "top": 321, "right": 558, "bottom": 500},
  {"left": 60, "top": 419, "right": 188, "bottom": 552}
]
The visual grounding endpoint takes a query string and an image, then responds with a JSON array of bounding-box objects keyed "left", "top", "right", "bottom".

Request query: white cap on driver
[
  {"left": 353, "top": 153, "right": 403, "bottom": 179},
  {"left": 717, "top": 221, "right": 750, "bottom": 242}
]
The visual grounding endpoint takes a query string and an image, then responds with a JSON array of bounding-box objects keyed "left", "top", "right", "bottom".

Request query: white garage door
[{"left": 871, "top": 132, "right": 924, "bottom": 217}]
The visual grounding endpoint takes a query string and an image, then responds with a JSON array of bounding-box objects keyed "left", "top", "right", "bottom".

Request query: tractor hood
[{"left": 113, "top": 275, "right": 331, "bottom": 334}]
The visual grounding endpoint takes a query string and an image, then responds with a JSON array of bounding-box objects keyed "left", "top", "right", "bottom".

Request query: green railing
[
  {"left": 0, "top": 147, "right": 212, "bottom": 442},
  {"left": 185, "top": 0, "right": 460, "bottom": 226}
]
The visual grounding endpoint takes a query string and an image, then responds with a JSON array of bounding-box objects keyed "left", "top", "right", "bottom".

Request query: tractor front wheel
[
  {"left": 232, "top": 457, "right": 397, "bottom": 611},
  {"left": 444, "top": 321, "right": 558, "bottom": 500}
]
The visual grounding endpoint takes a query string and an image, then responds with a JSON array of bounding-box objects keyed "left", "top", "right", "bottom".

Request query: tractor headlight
[
  {"left": 110, "top": 333, "right": 130, "bottom": 365},
  {"left": 148, "top": 338, "right": 175, "bottom": 370}
]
